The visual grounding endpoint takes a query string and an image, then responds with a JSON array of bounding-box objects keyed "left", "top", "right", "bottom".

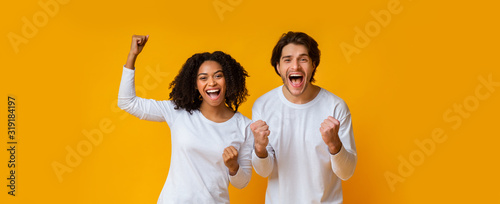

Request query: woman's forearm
[{"left": 125, "top": 53, "right": 137, "bottom": 70}]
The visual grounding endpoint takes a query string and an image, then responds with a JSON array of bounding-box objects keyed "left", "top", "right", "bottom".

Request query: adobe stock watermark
[
  {"left": 213, "top": 0, "right": 242, "bottom": 21},
  {"left": 384, "top": 73, "right": 500, "bottom": 192},
  {"left": 7, "top": 0, "right": 70, "bottom": 54},
  {"left": 340, "top": 0, "right": 412, "bottom": 63},
  {"left": 51, "top": 64, "right": 170, "bottom": 183}
]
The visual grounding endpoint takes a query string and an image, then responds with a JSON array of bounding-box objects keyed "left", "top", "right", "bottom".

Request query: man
[{"left": 251, "top": 31, "right": 357, "bottom": 203}]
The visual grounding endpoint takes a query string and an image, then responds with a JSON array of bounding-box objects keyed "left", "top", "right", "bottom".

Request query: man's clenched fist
[
  {"left": 320, "top": 116, "right": 342, "bottom": 155},
  {"left": 250, "top": 120, "right": 270, "bottom": 158}
]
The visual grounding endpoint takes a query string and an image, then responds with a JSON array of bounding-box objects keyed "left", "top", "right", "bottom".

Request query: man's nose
[{"left": 291, "top": 59, "right": 300, "bottom": 69}]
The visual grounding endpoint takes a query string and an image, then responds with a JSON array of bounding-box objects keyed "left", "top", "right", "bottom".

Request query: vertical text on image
[{"left": 7, "top": 96, "right": 17, "bottom": 196}]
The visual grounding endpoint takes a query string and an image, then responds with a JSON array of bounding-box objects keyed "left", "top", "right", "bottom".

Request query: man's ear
[{"left": 276, "top": 63, "right": 281, "bottom": 76}]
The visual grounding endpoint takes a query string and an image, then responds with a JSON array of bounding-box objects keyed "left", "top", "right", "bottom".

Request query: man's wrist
[
  {"left": 228, "top": 164, "right": 239, "bottom": 176},
  {"left": 328, "top": 143, "right": 342, "bottom": 155},
  {"left": 255, "top": 146, "right": 268, "bottom": 158}
]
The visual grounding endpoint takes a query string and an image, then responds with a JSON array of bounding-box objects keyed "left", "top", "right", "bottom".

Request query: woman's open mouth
[{"left": 206, "top": 89, "right": 221, "bottom": 100}]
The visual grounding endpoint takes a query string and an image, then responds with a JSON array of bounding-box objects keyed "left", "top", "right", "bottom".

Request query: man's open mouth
[{"left": 289, "top": 74, "right": 304, "bottom": 87}]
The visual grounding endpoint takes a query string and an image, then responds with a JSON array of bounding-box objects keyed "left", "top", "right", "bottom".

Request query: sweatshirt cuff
[
  {"left": 228, "top": 166, "right": 248, "bottom": 189},
  {"left": 229, "top": 166, "right": 242, "bottom": 179},
  {"left": 252, "top": 149, "right": 270, "bottom": 163},
  {"left": 123, "top": 65, "right": 135, "bottom": 72},
  {"left": 331, "top": 144, "right": 348, "bottom": 165}
]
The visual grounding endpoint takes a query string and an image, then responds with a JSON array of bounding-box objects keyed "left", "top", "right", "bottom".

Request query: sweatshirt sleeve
[
  {"left": 117, "top": 66, "right": 171, "bottom": 123},
  {"left": 250, "top": 109, "right": 275, "bottom": 178},
  {"left": 229, "top": 122, "right": 254, "bottom": 189},
  {"left": 330, "top": 113, "right": 357, "bottom": 180},
  {"left": 251, "top": 146, "right": 275, "bottom": 178}
]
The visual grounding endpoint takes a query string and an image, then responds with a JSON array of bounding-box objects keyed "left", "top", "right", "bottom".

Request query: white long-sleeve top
[
  {"left": 251, "top": 86, "right": 357, "bottom": 204},
  {"left": 117, "top": 67, "right": 253, "bottom": 204}
]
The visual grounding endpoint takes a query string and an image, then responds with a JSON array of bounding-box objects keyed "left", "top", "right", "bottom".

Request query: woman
[{"left": 118, "top": 35, "right": 253, "bottom": 203}]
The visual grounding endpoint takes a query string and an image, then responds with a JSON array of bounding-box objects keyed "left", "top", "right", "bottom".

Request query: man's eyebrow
[{"left": 281, "top": 53, "right": 309, "bottom": 59}]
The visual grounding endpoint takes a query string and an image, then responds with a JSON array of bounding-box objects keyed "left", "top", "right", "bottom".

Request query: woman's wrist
[{"left": 125, "top": 53, "right": 138, "bottom": 69}]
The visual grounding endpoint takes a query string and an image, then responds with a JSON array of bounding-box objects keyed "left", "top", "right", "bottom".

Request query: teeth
[
  {"left": 290, "top": 74, "right": 302, "bottom": 77},
  {"left": 207, "top": 90, "right": 219, "bottom": 93}
]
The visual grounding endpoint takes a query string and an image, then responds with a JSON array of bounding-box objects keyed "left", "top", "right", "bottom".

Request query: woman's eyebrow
[{"left": 198, "top": 70, "right": 223, "bottom": 76}]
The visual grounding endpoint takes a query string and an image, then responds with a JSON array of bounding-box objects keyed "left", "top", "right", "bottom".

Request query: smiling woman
[
  {"left": 197, "top": 61, "right": 226, "bottom": 111},
  {"left": 117, "top": 35, "right": 253, "bottom": 204},
  {"left": 169, "top": 51, "right": 249, "bottom": 116}
]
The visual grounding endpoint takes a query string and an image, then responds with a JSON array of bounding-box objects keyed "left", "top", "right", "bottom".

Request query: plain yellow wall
[{"left": 2, "top": 0, "right": 500, "bottom": 203}]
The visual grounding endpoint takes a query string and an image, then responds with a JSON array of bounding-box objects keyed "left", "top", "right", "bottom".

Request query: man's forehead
[{"left": 282, "top": 44, "right": 309, "bottom": 56}]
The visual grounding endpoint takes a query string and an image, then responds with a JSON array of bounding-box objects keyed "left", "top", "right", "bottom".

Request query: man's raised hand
[
  {"left": 320, "top": 116, "right": 343, "bottom": 155},
  {"left": 250, "top": 120, "right": 270, "bottom": 158}
]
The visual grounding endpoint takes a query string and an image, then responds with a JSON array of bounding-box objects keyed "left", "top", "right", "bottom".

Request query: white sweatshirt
[
  {"left": 118, "top": 67, "right": 253, "bottom": 204},
  {"left": 252, "top": 86, "right": 357, "bottom": 204}
]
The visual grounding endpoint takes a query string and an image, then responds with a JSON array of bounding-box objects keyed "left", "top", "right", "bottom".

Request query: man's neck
[{"left": 282, "top": 84, "right": 321, "bottom": 104}]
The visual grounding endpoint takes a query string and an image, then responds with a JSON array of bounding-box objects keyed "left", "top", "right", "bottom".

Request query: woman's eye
[{"left": 199, "top": 77, "right": 207, "bottom": 80}]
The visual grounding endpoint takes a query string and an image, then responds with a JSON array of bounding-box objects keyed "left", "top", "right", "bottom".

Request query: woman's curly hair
[{"left": 169, "top": 51, "right": 249, "bottom": 114}]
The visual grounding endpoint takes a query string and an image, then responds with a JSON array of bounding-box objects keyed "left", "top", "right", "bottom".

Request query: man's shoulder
[
  {"left": 251, "top": 86, "right": 282, "bottom": 117},
  {"left": 233, "top": 111, "right": 252, "bottom": 125},
  {"left": 318, "top": 87, "right": 349, "bottom": 109},
  {"left": 318, "top": 87, "right": 342, "bottom": 101},
  {"left": 254, "top": 86, "right": 282, "bottom": 104}
]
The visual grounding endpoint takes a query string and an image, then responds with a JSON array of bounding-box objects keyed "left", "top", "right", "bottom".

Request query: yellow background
[{"left": 2, "top": 0, "right": 500, "bottom": 203}]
